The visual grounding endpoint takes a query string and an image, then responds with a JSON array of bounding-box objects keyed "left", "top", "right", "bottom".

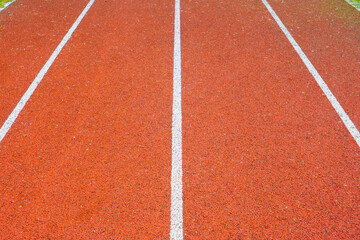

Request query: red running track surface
[
  {"left": 0, "top": 0, "right": 359, "bottom": 239},
  {"left": 0, "top": 0, "right": 89, "bottom": 123},
  {"left": 0, "top": 0, "right": 174, "bottom": 238},
  {"left": 182, "top": 0, "right": 359, "bottom": 238}
]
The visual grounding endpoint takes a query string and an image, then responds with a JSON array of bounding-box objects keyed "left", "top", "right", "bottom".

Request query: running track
[{"left": 0, "top": 0, "right": 359, "bottom": 239}]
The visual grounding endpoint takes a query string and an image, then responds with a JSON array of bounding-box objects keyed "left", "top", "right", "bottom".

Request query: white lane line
[
  {"left": 170, "top": 0, "right": 183, "bottom": 239},
  {"left": 261, "top": 0, "right": 360, "bottom": 148},
  {"left": 0, "top": 0, "right": 95, "bottom": 143},
  {"left": 0, "top": 0, "right": 16, "bottom": 13},
  {"left": 344, "top": 0, "right": 360, "bottom": 11}
]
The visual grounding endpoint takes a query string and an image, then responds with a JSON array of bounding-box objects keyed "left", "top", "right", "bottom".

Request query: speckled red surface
[
  {"left": 0, "top": 0, "right": 174, "bottom": 238},
  {"left": 1, "top": 0, "right": 359, "bottom": 239},
  {"left": 182, "top": 0, "right": 359, "bottom": 239},
  {"left": 0, "top": 0, "right": 89, "bottom": 123},
  {"left": 267, "top": 0, "right": 360, "bottom": 132}
]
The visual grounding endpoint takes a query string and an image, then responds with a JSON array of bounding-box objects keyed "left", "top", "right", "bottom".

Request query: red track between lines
[
  {"left": 1, "top": 0, "right": 174, "bottom": 238},
  {"left": 0, "top": 0, "right": 359, "bottom": 239},
  {"left": 182, "top": 0, "right": 359, "bottom": 238},
  {"left": 0, "top": 0, "right": 89, "bottom": 123},
  {"left": 267, "top": 0, "right": 360, "bottom": 130}
]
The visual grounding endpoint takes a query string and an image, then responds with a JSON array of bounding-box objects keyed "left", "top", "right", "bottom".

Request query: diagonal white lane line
[
  {"left": 344, "top": 0, "right": 360, "bottom": 11},
  {"left": 0, "top": 0, "right": 96, "bottom": 143},
  {"left": 170, "top": 0, "right": 183, "bottom": 239},
  {"left": 0, "top": 0, "right": 16, "bottom": 13},
  {"left": 262, "top": 0, "right": 360, "bottom": 148}
]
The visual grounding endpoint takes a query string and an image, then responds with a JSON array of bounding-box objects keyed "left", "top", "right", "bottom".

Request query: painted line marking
[
  {"left": 0, "top": 0, "right": 95, "bottom": 143},
  {"left": 344, "top": 0, "right": 360, "bottom": 11},
  {"left": 0, "top": 0, "right": 16, "bottom": 13},
  {"left": 261, "top": 0, "right": 360, "bottom": 148},
  {"left": 170, "top": 0, "right": 183, "bottom": 239}
]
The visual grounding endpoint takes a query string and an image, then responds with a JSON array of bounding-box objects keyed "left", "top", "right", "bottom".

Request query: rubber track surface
[
  {"left": 182, "top": 0, "right": 359, "bottom": 238},
  {"left": 0, "top": 0, "right": 174, "bottom": 238},
  {"left": 267, "top": 0, "right": 360, "bottom": 130},
  {"left": 0, "top": 0, "right": 359, "bottom": 239},
  {"left": 0, "top": 0, "right": 89, "bottom": 123}
]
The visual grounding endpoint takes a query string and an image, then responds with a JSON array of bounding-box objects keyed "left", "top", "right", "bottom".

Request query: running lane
[
  {"left": 0, "top": 0, "right": 174, "bottom": 238},
  {"left": 0, "top": 0, "right": 89, "bottom": 124},
  {"left": 266, "top": 0, "right": 360, "bottom": 131},
  {"left": 182, "top": 0, "right": 359, "bottom": 238}
]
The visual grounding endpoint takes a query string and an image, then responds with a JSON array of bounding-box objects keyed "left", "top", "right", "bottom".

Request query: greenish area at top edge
[
  {"left": 0, "top": 0, "right": 14, "bottom": 8},
  {"left": 0, "top": 0, "right": 13, "bottom": 4},
  {"left": 349, "top": 0, "right": 360, "bottom": 4}
]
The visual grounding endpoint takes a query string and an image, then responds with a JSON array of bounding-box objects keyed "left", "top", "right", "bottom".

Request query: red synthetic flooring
[
  {"left": 267, "top": 0, "right": 360, "bottom": 130},
  {"left": 0, "top": 0, "right": 359, "bottom": 239},
  {"left": 0, "top": 0, "right": 174, "bottom": 238},
  {"left": 0, "top": 0, "right": 89, "bottom": 123},
  {"left": 182, "top": 0, "right": 359, "bottom": 238}
]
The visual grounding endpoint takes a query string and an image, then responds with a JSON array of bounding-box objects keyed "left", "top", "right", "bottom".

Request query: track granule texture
[
  {"left": 1, "top": 0, "right": 359, "bottom": 239},
  {"left": 0, "top": 0, "right": 174, "bottom": 238},
  {"left": 0, "top": 0, "right": 89, "bottom": 124},
  {"left": 182, "top": 0, "right": 359, "bottom": 238},
  {"left": 267, "top": 0, "right": 360, "bottom": 132}
]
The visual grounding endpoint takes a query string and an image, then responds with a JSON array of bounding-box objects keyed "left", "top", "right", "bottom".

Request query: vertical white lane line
[
  {"left": 0, "top": 0, "right": 95, "bottom": 143},
  {"left": 170, "top": 0, "right": 183, "bottom": 239},
  {"left": 261, "top": 0, "right": 360, "bottom": 148}
]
